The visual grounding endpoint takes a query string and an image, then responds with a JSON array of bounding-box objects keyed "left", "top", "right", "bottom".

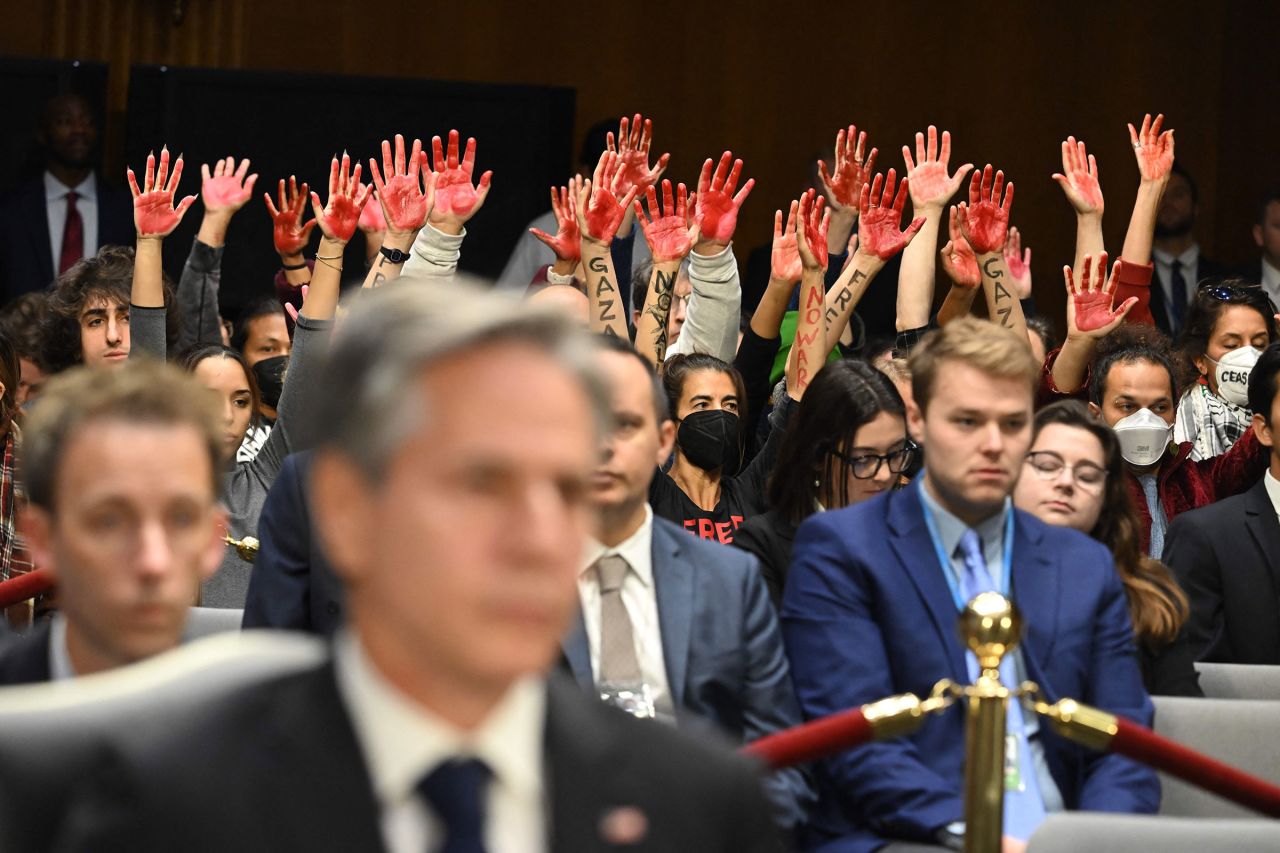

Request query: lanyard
[{"left": 920, "top": 488, "right": 1015, "bottom": 612}]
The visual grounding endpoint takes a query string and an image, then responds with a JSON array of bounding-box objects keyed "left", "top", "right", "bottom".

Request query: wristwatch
[
  {"left": 935, "top": 821, "right": 965, "bottom": 851},
  {"left": 379, "top": 246, "right": 411, "bottom": 264}
]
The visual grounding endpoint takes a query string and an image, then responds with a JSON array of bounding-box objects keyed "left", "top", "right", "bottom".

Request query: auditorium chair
[
  {"left": 1028, "top": 813, "right": 1280, "bottom": 851},
  {"left": 182, "top": 605, "right": 246, "bottom": 640},
  {"left": 1194, "top": 662, "right": 1280, "bottom": 700}
]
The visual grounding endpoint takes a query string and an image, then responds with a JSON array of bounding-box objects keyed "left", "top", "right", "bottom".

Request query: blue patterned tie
[
  {"left": 417, "top": 758, "right": 491, "bottom": 853},
  {"left": 1138, "top": 474, "right": 1167, "bottom": 559},
  {"left": 958, "top": 529, "right": 1047, "bottom": 841}
]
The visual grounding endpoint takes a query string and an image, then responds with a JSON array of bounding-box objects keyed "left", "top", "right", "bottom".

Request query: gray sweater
[{"left": 131, "top": 238, "right": 331, "bottom": 608}]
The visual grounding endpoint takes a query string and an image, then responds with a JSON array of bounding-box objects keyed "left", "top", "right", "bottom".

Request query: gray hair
[{"left": 313, "top": 276, "right": 611, "bottom": 479}]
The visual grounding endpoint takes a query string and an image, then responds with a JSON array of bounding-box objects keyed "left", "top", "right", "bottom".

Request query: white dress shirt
[
  {"left": 333, "top": 631, "right": 548, "bottom": 853},
  {"left": 1264, "top": 470, "right": 1280, "bottom": 523},
  {"left": 44, "top": 171, "right": 98, "bottom": 277},
  {"left": 1259, "top": 257, "right": 1280, "bottom": 308},
  {"left": 577, "top": 505, "right": 674, "bottom": 717},
  {"left": 47, "top": 613, "right": 77, "bottom": 682}
]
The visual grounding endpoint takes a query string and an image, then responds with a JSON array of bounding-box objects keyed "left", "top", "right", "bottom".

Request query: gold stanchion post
[{"left": 958, "top": 592, "right": 1023, "bottom": 853}]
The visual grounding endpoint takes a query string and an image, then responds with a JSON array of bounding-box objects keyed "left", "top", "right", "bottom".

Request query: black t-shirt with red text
[{"left": 648, "top": 396, "right": 793, "bottom": 545}]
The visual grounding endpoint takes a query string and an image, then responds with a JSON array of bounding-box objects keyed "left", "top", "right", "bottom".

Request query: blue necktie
[
  {"left": 417, "top": 758, "right": 491, "bottom": 853},
  {"left": 957, "top": 529, "right": 1046, "bottom": 841}
]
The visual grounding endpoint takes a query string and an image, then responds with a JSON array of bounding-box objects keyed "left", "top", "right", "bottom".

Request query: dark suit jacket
[
  {"left": 1147, "top": 252, "right": 1231, "bottom": 336},
  {"left": 242, "top": 451, "right": 344, "bottom": 635},
  {"left": 48, "top": 665, "right": 782, "bottom": 852},
  {"left": 1164, "top": 477, "right": 1280, "bottom": 663},
  {"left": 561, "top": 516, "right": 812, "bottom": 832},
  {"left": 0, "top": 622, "right": 50, "bottom": 686},
  {"left": 0, "top": 172, "right": 133, "bottom": 299},
  {"left": 782, "top": 482, "right": 1159, "bottom": 853},
  {"left": 731, "top": 508, "right": 798, "bottom": 610}
]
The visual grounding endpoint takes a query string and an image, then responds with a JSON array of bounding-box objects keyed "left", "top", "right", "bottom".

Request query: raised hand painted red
[
  {"left": 795, "top": 189, "right": 830, "bottom": 271},
  {"left": 577, "top": 152, "right": 638, "bottom": 244},
  {"left": 426, "top": 130, "right": 492, "bottom": 218},
  {"left": 634, "top": 179, "right": 696, "bottom": 262},
  {"left": 771, "top": 200, "right": 803, "bottom": 282},
  {"left": 902, "top": 125, "right": 973, "bottom": 209},
  {"left": 127, "top": 147, "right": 197, "bottom": 238},
  {"left": 694, "top": 151, "right": 755, "bottom": 245},
  {"left": 608, "top": 113, "right": 670, "bottom": 200},
  {"left": 369, "top": 133, "right": 431, "bottom": 234},
  {"left": 1052, "top": 136, "right": 1104, "bottom": 214},
  {"left": 819, "top": 125, "right": 877, "bottom": 210},
  {"left": 1067, "top": 252, "right": 1137, "bottom": 333},
  {"left": 201, "top": 156, "right": 257, "bottom": 212},
  {"left": 1129, "top": 113, "right": 1175, "bottom": 182},
  {"left": 308, "top": 152, "right": 374, "bottom": 243},
  {"left": 264, "top": 176, "right": 317, "bottom": 256},
  {"left": 857, "top": 169, "right": 926, "bottom": 260},
  {"left": 529, "top": 183, "right": 582, "bottom": 261},
  {"left": 941, "top": 205, "right": 981, "bottom": 288},
  {"left": 957, "top": 165, "right": 1013, "bottom": 254}
]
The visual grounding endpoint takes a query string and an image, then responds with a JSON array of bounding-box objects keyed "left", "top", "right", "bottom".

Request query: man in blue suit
[
  {"left": 561, "top": 335, "right": 812, "bottom": 837},
  {"left": 783, "top": 318, "right": 1158, "bottom": 852}
]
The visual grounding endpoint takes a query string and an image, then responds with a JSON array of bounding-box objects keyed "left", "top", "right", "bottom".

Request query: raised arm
[
  {"left": 576, "top": 153, "right": 638, "bottom": 339},
  {"left": 957, "top": 165, "right": 1026, "bottom": 340},
  {"left": 633, "top": 180, "right": 698, "bottom": 369},
  {"left": 1052, "top": 136, "right": 1105, "bottom": 275},
  {"left": 305, "top": 153, "right": 373, "bottom": 321},
  {"left": 529, "top": 183, "right": 582, "bottom": 285},
  {"left": 364, "top": 133, "right": 435, "bottom": 290},
  {"left": 127, "top": 147, "right": 196, "bottom": 359},
  {"left": 818, "top": 124, "right": 877, "bottom": 268},
  {"left": 898, "top": 126, "right": 973, "bottom": 332},
  {"left": 401, "top": 130, "right": 491, "bottom": 282},
  {"left": 1049, "top": 252, "right": 1137, "bottom": 394},
  {"left": 752, "top": 201, "right": 803, "bottom": 340},
  {"left": 1121, "top": 113, "right": 1175, "bottom": 266},
  {"left": 937, "top": 205, "right": 982, "bottom": 326},
  {"left": 667, "top": 151, "right": 755, "bottom": 362},
  {"left": 1004, "top": 226, "right": 1033, "bottom": 302},
  {"left": 788, "top": 191, "right": 828, "bottom": 398},
  {"left": 265, "top": 175, "right": 317, "bottom": 292},
  {"left": 178, "top": 156, "right": 257, "bottom": 349}
]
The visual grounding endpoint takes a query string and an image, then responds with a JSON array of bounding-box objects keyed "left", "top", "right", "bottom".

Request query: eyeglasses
[
  {"left": 1024, "top": 451, "right": 1107, "bottom": 493},
  {"left": 1199, "top": 281, "right": 1279, "bottom": 315},
  {"left": 833, "top": 442, "right": 917, "bottom": 480}
]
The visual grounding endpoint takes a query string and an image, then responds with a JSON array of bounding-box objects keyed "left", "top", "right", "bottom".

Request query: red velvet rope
[
  {"left": 742, "top": 706, "right": 872, "bottom": 769},
  {"left": 0, "top": 568, "right": 54, "bottom": 609},
  {"left": 1113, "top": 717, "right": 1280, "bottom": 817}
]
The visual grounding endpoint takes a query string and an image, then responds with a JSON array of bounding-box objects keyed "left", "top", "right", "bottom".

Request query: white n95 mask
[
  {"left": 1113, "top": 408, "right": 1173, "bottom": 467},
  {"left": 1209, "top": 346, "right": 1260, "bottom": 408}
]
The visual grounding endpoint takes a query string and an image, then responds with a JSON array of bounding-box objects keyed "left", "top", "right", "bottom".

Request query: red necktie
[{"left": 58, "top": 190, "right": 84, "bottom": 275}]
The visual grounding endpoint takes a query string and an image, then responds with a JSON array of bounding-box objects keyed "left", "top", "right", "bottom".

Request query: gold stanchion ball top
[{"left": 958, "top": 592, "right": 1022, "bottom": 672}]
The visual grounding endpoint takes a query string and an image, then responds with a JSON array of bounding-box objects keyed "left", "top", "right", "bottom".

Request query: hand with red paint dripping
[
  {"left": 901, "top": 125, "right": 972, "bottom": 212},
  {"left": 1064, "top": 252, "right": 1136, "bottom": 338},
  {"left": 855, "top": 169, "right": 926, "bottom": 261},
  {"left": 770, "top": 200, "right": 803, "bottom": 283},
  {"left": 940, "top": 205, "right": 981, "bottom": 288},
  {"left": 794, "top": 190, "right": 829, "bottom": 272},
  {"left": 1128, "top": 113, "right": 1175, "bottom": 183},
  {"left": 1052, "top": 137, "right": 1103, "bottom": 216},
  {"left": 424, "top": 130, "right": 492, "bottom": 235},
  {"left": 369, "top": 133, "right": 435, "bottom": 238},
  {"left": 819, "top": 124, "right": 877, "bottom": 214},
  {"left": 264, "top": 176, "right": 317, "bottom": 258},
  {"left": 692, "top": 151, "right": 754, "bottom": 253},
  {"left": 127, "top": 147, "right": 197, "bottom": 239},
  {"left": 634, "top": 179, "right": 699, "bottom": 263},
  {"left": 1004, "top": 226, "right": 1033, "bottom": 298},
  {"left": 956, "top": 165, "right": 1013, "bottom": 254},
  {"left": 607, "top": 113, "right": 670, "bottom": 201},
  {"left": 575, "top": 152, "right": 638, "bottom": 246},
  {"left": 308, "top": 152, "right": 373, "bottom": 244},
  {"left": 529, "top": 183, "right": 582, "bottom": 263}
]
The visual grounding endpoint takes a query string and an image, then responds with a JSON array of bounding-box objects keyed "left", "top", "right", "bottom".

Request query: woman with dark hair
[
  {"left": 649, "top": 351, "right": 795, "bottom": 544},
  {"left": 1173, "top": 279, "right": 1277, "bottom": 459},
  {"left": 733, "top": 359, "right": 913, "bottom": 606},
  {"left": 1013, "top": 400, "right": 1200, "bottom": 696},
  {"left": 177, "top": 343, "right": 262, "bottom": 465}
]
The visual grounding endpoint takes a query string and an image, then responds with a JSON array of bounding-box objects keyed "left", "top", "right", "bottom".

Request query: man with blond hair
[{"left": 781, "top": 318, "right": 1158, "bottom": 852}]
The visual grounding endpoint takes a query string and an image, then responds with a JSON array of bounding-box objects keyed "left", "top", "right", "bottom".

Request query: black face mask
[
  {"left": 252, "top": 355, "right": 289, "bottom": 411},
  {"left": 676, "top": 409, "right": 742, "bottom": 474}
]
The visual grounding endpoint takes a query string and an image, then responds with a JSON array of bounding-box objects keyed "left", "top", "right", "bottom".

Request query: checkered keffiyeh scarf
[
  {"left": 1175, "top": 380, "right": 1251, "bottom": 462},
  {"left": 0, "top": 425, "right": 32, "bottom": 582}
]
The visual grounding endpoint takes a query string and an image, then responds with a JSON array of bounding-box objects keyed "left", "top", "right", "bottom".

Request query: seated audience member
[
  {"left": 1150, "top": 163, "right": 1230, "bottom": 336},
  {"left": 564, "top": 334, "right": 811, "bottom": 835},
  {"left": 1164, "top": 343, "right": 1280, "bottom": 663},
  {"left": 229, "top": 296, "right": 291, "bottom": 455},
  {"left": 783, "top": 318, "right": 1158, "bottom": 852},
  {"left": 733, "top": 359, "right": 913, "bottom": 607},
  {"left": 53, "top": 283, "right": 782, "bottom": 852},
  {"left": 1086, "top": 325, "right": 1266, "bottom": 557},
  {"left": 0, "top": 360, "right": 225, "bottom": 684},
  {"left": 1249, "top": 189, "right": 1280, "bottom": 297},
  {"left": 0, "top": 293, "right": 52, "bottom": 407},
  {"left": 1013, "top": 401, "right": 1200, "bottom": 696},
  {"left": 1173, "top": 280, "right": 1275, "bottom": 459},
  {"left": 0, "top": 336, "right": 32, "bottom": 593},
  {"left": 241, "top": 450, "right": 344, "bottom": 635}
]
